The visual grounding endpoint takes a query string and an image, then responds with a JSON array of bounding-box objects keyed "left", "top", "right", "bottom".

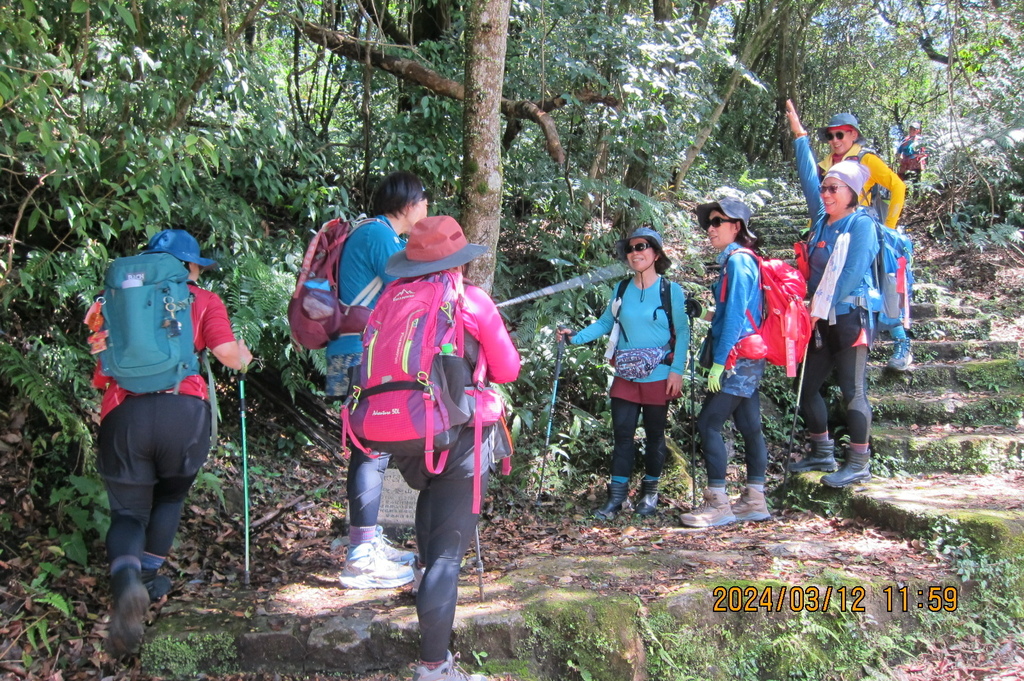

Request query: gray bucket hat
[
  {"left": 816, "top": 113, "right": 862, "bottom": 143},
  {"left": 695, "top": 197, "right": 752, "bottom": 231},
  {"left": 614, "top": 227, "right": 672, "bottom": 269}
]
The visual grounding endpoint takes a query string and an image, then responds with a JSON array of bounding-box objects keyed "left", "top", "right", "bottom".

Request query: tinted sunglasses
[
  {"left": 818, "top": 184, "right": 846, "bottom": 195},
  {"left": 624, "top": 242, "right": 653, "bottom": 253},
  {"left": 707, "top": 216, "right": 739, "bottom": 229},
  {"left": 824, "top": 131, "right": 847, "bottom": 141}
]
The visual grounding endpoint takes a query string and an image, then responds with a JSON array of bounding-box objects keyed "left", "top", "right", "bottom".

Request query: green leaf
[
  {"left": 114, "top": 3, "right": 136, "bottom": 31},
  {"left": 70, "top": 0, "right": 88, "bottom": 13}
]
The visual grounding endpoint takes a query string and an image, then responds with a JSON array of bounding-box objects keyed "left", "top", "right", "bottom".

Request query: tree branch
[{"left": 297, "top": 20, "right": 624, "bottom": 165}]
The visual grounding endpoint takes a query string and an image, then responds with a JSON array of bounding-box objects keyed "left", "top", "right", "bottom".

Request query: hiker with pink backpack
[{"left": 342, "top": 215, "right": 520, "bottom": 681}]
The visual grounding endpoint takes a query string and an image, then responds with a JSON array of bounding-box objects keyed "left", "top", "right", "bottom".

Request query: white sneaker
[
  {"left": 340, "top": 543, "right": 414, "bottom": 589},
  {"left": 372, "top": 525, "right": 416, "bottom": 565},
  {"left": 411, "top": 651, "right": 488, "bottom": 681}
]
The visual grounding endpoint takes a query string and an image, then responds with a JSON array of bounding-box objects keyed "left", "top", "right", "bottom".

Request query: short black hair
[{"left": 372, "top": 171, "right": 428, "bottom": 217}]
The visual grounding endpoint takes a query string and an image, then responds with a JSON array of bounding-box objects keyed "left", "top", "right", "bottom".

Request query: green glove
[{"left": 708, "top": 363, "right": 725, "bottom": 393}]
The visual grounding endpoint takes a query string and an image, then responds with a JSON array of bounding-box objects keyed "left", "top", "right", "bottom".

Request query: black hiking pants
[{"left": 97, "top": 394, "right": 211, "bottom": 564}]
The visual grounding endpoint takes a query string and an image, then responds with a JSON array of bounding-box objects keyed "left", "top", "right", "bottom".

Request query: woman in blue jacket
[
  {"left": 786, "top": 99, "right": 880, "bottom": 488},
  {"left": 680, "top": 198, "right": 771, "bottom": 528},
  {"left": 559, "top": 227, "right": 689, "bottom": 519}
]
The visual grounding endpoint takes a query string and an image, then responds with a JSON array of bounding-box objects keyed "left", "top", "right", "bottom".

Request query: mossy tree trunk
[{"left": 461, "top": 0, "right": 511, "bottom": 294}]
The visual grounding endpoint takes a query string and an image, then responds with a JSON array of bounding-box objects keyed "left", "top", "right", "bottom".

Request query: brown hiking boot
[
  {"left": 731, "top": 486, "right": 770, "bottom": 522},
  {"left": 107, "top": 567, "right": 149, "bottom": 657},
  {"left": 680, "top": 488, "right": 736, "bottom": 528}
]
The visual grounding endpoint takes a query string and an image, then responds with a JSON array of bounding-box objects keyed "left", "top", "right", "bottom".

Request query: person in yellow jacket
[
  {"left": 816, "top": 113, "right": 906, "bottom": 229},
  {"left": 816, "top": 112, "right": 913, "bottom": 370}
]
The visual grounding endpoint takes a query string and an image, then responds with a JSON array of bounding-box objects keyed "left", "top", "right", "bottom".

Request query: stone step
[
  {"left": 867, "top": 359, "right": 1024, "bottom": 394},
  {"left": 911, "top": 282, "right": 957, "bottom": 305},
  {"left": 871, "top": 425, "right": 1024, "bottom": 474},
  {"left": 140, "top": 514, "right": 967, "bottom": 681},
  {"left": 911, "top": 316, "right": 992, "bottom": 341},
  {"left": 869, "top": 339, "right": 1020, "bottom": 363},
  {"left": 909, "top": 302, "right": 981, "bottom": 320},
  {"left": 785, "top": 470, "right": 1024, "bottom": 561},
  {"left": 870, "top": 390, "right": 1024, "bottom": 428}
]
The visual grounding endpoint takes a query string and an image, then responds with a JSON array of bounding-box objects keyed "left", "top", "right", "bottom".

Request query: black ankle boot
[
  {"left": 821, "top": 450, "right": 871, "bottom": 488},
  {"left": 634, "top": 479, "right": 659, "bottom": 517},
  {"left": 594, "top": 482, "right": 630, "bottom": 520},
  {"left": 107, "top": 567, "right": 149, "bottom": 657},
  {"left": 141, "top": 569, "right": 172, "bottom": 602},
  {"left": 788, "top": 438, "right": 838, "bottom": 472}
]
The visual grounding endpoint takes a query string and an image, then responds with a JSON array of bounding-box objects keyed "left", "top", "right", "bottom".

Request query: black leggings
[
  {"left": 800, "top": 317, "right": 872, "bottom": 444},
  {"left": 346, "top": 449, "right": 391, "bottom": 528},
  {"left": 609, "top": 398, "right": 668, "bottom": 479},
  {"left": 105, "top": 476, "right": 195, "bottom": 561},
  {"left": 394, "top": 426, "right": 496, "bottom": 664},
  {"left": 98, "top": 394, "right": 211, "bottom": 565},
  {"left": 696, "top": 392, "right": 768, "bottom": 485}
]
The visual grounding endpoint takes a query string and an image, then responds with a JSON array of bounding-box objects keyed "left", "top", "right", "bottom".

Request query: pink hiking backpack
[{"left": 341, "top": 270, "right": 509, "bottom": 512}]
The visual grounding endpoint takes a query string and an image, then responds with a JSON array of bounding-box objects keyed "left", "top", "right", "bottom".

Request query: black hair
[
  {"left": 371, "top": 171, "right": 428, "bottom": 217},
  {"left": 845, "top": 190, "right": 860, "bottom": 209},
  {"left": 735, "top": 223, "right": 760, "bottom": 251}
]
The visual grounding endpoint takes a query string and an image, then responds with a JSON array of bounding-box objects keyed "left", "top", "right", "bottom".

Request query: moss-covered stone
[
  {"left": 142, "top": 631, "right": 238, "bottom": 678},
  {"left": 871, "top": 391, "right": 1024, "bottom": 427},
  {"left": 912, "top": 316, "right": 992, "bottom": 341},
  {"left": 522, "top": 590, "right": 645, "bottom": 681},
  {"left": 872, "top": 428, "right": 1024, "bottom": 473},
  {"left": 868, "top": 360, "right": 1024, "bottom": 394}
]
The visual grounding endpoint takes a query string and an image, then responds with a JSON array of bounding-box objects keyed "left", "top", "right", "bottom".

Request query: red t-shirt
[{"left": 92, "top": 283, "right": 238, "bottom": 419}]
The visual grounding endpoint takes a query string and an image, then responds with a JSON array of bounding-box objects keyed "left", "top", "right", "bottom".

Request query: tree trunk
[
  {"left": 675, "top": 0, "right": 783, "bottom": 184},
  {"left": 461, "top": 0, "right": 511, "bottom": 294}
]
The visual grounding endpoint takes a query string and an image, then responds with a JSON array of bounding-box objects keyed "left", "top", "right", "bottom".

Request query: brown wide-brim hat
[{"left": 386, "top": 215, "right": 488, "bottom": 278}]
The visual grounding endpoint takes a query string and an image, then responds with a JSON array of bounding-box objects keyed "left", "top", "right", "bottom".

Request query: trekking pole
[
  {"left": 239, "top": 366, "right": 251, "bottom": 587},
  {"left": 535, "top": 332, "right": 567, "bottom": 505},
  {"left": 688, "top": 331, "right": 697, "bottom": 507},
  {"left": 780, "top": 334, "right": 813, "bottom": 496},
  {"left": 474, "top": 524, "right": 485, "bottom": 602}
]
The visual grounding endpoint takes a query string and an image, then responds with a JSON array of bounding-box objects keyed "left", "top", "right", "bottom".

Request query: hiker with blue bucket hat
[
  {"left": 88, "top": 229, "right": 252, "bottom": 656},
  {"left": 558, "top": 226, "right": 689, "bottom": 519}
]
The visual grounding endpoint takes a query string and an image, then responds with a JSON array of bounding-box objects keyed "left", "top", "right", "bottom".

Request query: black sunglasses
[
  {"left": 824, "top": 131, "right": 847, "bottom": 141},
  {"left": 624, "top": 242, "right": 653, "bottom": 254},
  {"left": 707, "top": 216, "right": 739, "bottom": 229},
  {"left": 818, "top": 184, "right": 845, "bottom": 195}
]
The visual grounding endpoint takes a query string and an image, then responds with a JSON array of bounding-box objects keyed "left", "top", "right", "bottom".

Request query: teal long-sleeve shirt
[{"left": 571, "top": 276, "right": 689, "bottom": 381}]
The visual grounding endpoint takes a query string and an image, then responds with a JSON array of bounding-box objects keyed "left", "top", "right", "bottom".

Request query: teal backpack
[{"left": 98, "top": 252, "right": 199, "bottom": 393}]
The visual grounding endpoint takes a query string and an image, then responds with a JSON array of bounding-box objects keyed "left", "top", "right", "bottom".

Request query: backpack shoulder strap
[{"left": 612, "top": 278, "right": 630, "bottom": 344}]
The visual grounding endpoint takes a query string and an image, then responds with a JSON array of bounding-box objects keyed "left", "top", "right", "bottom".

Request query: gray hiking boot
[
  {"left": 107, "top": 567, "right": 149, "bottom": 657},
  {"left": 821, "top": 450, "right": 872, "bottom": 488},
  {"left": 411, "top": 651, "right": 489, "bottom": 681},
  {"left": 788, "top": 438, "right": 838, "bottom": 473},
  {"left": 340, "top": 542, "right": 415, "bottom": 589},
  {"left": 887, "top": 339, "right": 913, "bottom": 371}
]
